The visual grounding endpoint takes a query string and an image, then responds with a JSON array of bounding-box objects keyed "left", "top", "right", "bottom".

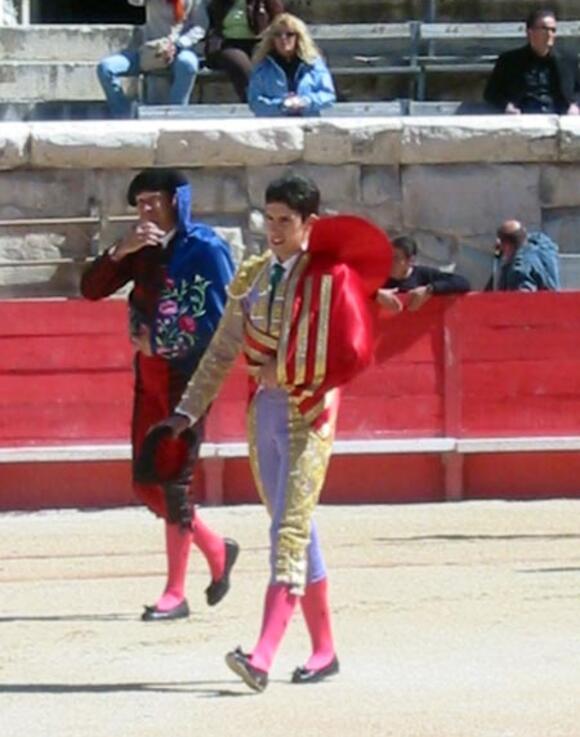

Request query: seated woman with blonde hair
[{"left": 248, "top": 13, "right": 336, "bottom": 116}]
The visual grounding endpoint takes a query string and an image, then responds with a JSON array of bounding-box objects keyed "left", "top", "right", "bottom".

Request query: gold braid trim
[
  {"left": 226, "top": 251, "right": 271, "bottom": 300},
  {"left": 277, "top": 253, "right": 310, "bottom": 388},
  {"left": 245, "top": 316, "right": 278, "bottom": 351},
  {"left": 313, "top": 274, "right": 333, "bottom": 390}
]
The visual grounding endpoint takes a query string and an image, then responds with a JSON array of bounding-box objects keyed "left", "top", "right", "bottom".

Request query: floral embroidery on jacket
[{"left": 154, "top": 273, "right": 211, "bottom": 358}]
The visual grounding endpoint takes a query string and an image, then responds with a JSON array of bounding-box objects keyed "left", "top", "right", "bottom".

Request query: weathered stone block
[
  {"left": 0, "top": 26, "right": 136, "bottom": 62},
  {"left": 402, "top": 164, "right": 541, "bottom": 236},
  {"left": 401, "top": 116, "right": 559, "bottom": 165},
  {"left": 361, "top": 166, "right": 401, "bottom": 206},
  {"left": 247, "top": 164, "right": 360, "bottom": 209},
  {"left": 303, "top": 119, "right": 402, "bottom": 165},
  {"left": 186, "top": 169, "right": 247, "bottom": 214},
  {"left": 413, "top": 232, "right": 457, "bottom": 266},
  {"left": 213, "top": 226, "right": 245, "bottom": 266},
  {"left": 30, "top": 122, "right": 158, "bottom": 168},
  {"left": 156, "top": 120, "right": 304, "bottom": 167},
  {"left": 353, "top": 202, "right": 403, "bottom": 234},
  {"left": 558, "top": 117, "right": 580, "bottom": 162},
  {"left": 455, "top": 239, "right": 496, "bottom": 290},
  {"left": 0, "top": 232, "right": 63, "bottom": 286},
  {"left": 540, "top": 164, "right": 580, "bottom": 209},
  {"left": 543, "top": 207, "right": 580, "bottom": 253},
  {"left": 0, "top": 124, "right": 29, "bottom": 170},
  {"left": 0, "top": 170, "right": 96, "bottom": 218}
]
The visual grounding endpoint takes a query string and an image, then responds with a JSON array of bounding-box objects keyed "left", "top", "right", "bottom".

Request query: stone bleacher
[{"left": 3, "top": 10, "right": 580, "bottom": 118}]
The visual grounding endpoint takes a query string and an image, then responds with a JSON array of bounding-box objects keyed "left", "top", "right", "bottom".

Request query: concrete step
[
  {"left": 0, "top": 25, "right": 136, "bottom": 62},
  {"left": 0, "top": 58, "right": 490, "bottom": 107},
  {"left": 0, "top": 61, "right": 137, "bottom": 103}
]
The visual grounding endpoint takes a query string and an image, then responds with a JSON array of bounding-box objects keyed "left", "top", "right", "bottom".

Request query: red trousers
[{"left": 131, "top": 352, "right": 204, "bottom": 523}]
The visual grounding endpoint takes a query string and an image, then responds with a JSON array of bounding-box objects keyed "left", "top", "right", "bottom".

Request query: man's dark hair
[
  {"left": 392, "top": 235, "right": 418, "bottom": 259},
  {"left": 265, "top": 173, "right": 320, "bottom": 220},
  {"left": 127, "top": 168, "right": 189, "bottom": 206},
  {"left": 525, "top": 8, "right": 556, "bottom": 30}
]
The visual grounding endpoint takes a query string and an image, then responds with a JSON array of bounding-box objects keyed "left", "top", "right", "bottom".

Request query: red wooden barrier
[{"left": 1, "top": 293, "right": 580, "bottom": 510}]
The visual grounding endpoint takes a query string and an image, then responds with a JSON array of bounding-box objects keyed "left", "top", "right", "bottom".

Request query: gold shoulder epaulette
[{"left": 227, "top": 251, "right": 271, "bottom": 299}]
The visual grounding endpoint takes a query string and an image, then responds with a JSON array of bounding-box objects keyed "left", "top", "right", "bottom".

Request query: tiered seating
[
  {"left": 0, "top": 25, "right": 137, "bottom": 120},
  {"left": 3, "top": 20, "right": 580, "bottom": 117}
]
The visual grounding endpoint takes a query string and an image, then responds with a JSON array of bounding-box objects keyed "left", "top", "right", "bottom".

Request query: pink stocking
[
  {"left": 155, "top": 522, "right": 192, "bottom": 611},
  {"left": 250, "top": 584, "right": 298, "bottom": 672},
  {"left": 300, "top": 578, "right": 336, "bottom": 670},
  {"left": 191, "top": 514, "right": 226, "bottom": 581}
]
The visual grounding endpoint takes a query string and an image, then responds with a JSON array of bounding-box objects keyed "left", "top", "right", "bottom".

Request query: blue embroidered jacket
[{"left": 81, "top": 183, "right": 235, "bottom": 374}]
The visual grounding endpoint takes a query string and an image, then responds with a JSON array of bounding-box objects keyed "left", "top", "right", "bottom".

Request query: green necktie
[{"left": 268, "top": 262, "right": 285, "bottom": 317}]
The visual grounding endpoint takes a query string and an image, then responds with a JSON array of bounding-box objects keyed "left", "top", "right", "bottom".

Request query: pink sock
[
  {"left": 155, "top": 522, "right": 192, "bottom": 611},
  {"left": 191, "top": 515, "right": 226, "bottom": 581},
  {"left": 250, "top": 584, "right": 298, "bottom": 672},
  {"left": 300, "top": 578, "right": 336, "bottom": 671}
]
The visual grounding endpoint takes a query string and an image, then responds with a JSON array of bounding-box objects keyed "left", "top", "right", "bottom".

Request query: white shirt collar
[
  {"left": 270, "top": 249, "right": 304, "bottom": 280},
  {"left": 160, "top": 228, "right": 177, "bottom": 249}
]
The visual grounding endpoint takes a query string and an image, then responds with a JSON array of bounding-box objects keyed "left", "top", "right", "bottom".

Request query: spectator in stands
[
  {"left": 487, "top": 220, "right": 561, "bottom": 291},
  {"left": 376, "top": 235, "right": 470, "bottom": 313},
  {"left": 204, "top": 0, "right": 284, "bottom": 102},
  {"left": 97, "top": 0, "right": 209, "bottom": 118},
  {"left": 248, "top": 12, "right": 336, "bottom": 116},
  {"left": 484, "top": 8, "right": 580, "bottom": 115},
  {"left": 81, "top": 169, "right": 239, "bottom": 621}
]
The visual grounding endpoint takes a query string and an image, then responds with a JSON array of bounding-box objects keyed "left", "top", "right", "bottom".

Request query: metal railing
[{"left": 0, "top": 208, "right": 137, "bottom": 269}]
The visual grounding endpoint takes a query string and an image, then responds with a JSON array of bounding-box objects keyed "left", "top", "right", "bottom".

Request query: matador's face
[{"left": 265, "top": 202, "right": 316, "bottom": 263}]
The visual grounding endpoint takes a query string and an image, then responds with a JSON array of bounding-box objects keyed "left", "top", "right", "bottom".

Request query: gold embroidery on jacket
[
  {"left": 313, "top": 274, "right": 332, "bottom": 389},
  {"left": 277, "top": 253, "right": 310, "bottom": 388},
  {"left": 294, "top": 276, "right": 313, "bottom": 387}
]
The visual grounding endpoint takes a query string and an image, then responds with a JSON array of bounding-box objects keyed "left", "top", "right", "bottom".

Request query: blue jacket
[
  {"left": 248, "top": 54, "right": 336, "bottom": 117},
  {"left": 498, "top": 232, "right": 561, "bottom": 292},
  {"left": 150, "top": 182, "right": 235, "bottom": 365},
  {"left": 81, "top": 182, "right": 235, "bottom": 373}
]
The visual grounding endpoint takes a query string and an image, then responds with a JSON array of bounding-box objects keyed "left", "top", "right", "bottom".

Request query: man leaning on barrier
[{"left": 484, "top": 8, "right": 580, "bottom": 115}]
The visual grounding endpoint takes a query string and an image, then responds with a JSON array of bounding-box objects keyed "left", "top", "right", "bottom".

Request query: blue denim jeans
[{"left": 97, "top": 47, "right": 199, "bottom": 117}]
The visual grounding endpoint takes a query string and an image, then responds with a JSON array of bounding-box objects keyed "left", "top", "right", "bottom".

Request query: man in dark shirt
[
  {"left": 484, "top": 9, "right": 580, "bottom": 115},
  {"left": 377, "top": 235, "right": 470, "bottom": 313}
]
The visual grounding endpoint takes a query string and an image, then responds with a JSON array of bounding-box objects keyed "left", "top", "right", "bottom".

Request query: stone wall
[{"left": 1, "top": 116, "right": 580, "bottom": 296}]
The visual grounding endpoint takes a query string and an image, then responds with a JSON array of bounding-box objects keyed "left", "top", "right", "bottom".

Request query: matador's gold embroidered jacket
[{"left": 176, "top": 246, "right": 376, "bottom": 435}]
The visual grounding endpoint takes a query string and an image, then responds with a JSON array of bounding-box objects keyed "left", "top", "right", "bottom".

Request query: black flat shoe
[
  {"left": 225, "top": 647, "right": 268, "bottom": 692},
  {"left": 205, "top": 538, "right": 240, "bottom": 606},
  {"left": 291, "top": 656, "right": 340, "bottom": 684},
  {"left": 141, "top": 599, "right": 190, "bottom": 622}
]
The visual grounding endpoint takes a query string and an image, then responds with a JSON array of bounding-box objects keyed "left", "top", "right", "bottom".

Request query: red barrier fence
[{"left": 1, "top": 293, "right": 580, "bottom": 510}]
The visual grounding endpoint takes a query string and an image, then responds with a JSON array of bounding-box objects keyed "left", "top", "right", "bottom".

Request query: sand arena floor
[{"left": 1, "top": 500, "right": 579, "bottom": 737}]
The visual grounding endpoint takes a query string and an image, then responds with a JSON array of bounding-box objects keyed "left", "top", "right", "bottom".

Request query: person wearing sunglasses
[
  {"left": 484, "top": 8, "right": 580, "bottom": 115},
  {"left": 248, "top": 12, "right": 336, "bottom": 116}
]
